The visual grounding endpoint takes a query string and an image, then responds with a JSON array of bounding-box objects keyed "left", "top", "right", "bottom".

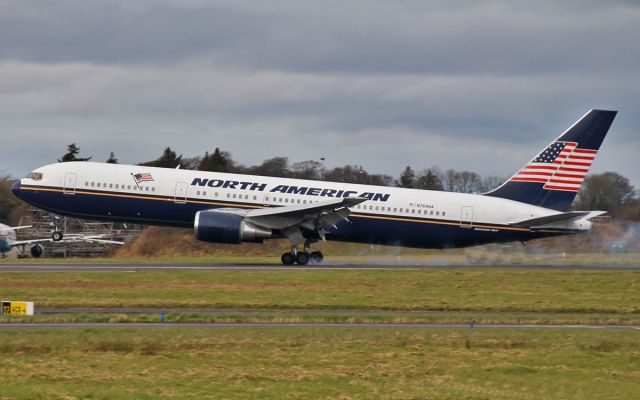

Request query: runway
[
  {"left": 0, "top": 322, "right": 638, "bottom": 330},
  {"left": 1, "top": 262, "right": 639, "bottom": 272}
]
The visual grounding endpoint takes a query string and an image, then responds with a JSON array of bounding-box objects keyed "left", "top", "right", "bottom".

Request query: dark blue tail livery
[{"left": 485, "top": 109, "right": 617, "bottom": 211}]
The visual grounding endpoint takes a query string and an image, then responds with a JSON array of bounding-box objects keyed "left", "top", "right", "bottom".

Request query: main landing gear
[{"left": 281, "top": 243, "right": 324, "bottom": 265}]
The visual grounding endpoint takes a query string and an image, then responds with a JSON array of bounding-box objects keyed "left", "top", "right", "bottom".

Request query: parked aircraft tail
[{"left": 485, "top": 109, "right": 617, "bottom": 211}]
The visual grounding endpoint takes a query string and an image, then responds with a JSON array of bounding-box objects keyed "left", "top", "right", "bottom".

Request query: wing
[
  {"left": 6, "top": 225, "right": 32, "bottom": 231},
  {"left": 11, "top": 238, "right": 54, "bottom": 247},
  {"left": 214, "top": 197, "right": 367, "bottom": 245},
  {"left": 12, "top": 236, "right": 124, "bottom": 247}
]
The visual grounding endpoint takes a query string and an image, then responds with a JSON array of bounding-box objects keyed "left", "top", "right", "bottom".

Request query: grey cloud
[
  {"left": 0, "top": 1, "right": 638, "bottom": 187},
  {"left": 1, "top": 1, "right": 640, "bottom": 76}
]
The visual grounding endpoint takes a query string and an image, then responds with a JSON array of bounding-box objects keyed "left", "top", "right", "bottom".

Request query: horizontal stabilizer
[{"left": 509, "top": 211, "right": 606, "bottom": 228}]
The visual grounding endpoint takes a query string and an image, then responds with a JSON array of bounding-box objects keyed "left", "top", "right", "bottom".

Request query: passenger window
[
  {"left": 115, "top": 184, "right": 119, "bottom": 189},
  {"left": 430, "top": 210, "right": 434, "bottom": 215},
  {"left": 436, "top": 211, "right": 440, "bottom": 216},
  {"left": 197, "top": 191, "right": 200, "bottom": 196},
  {"left": 245, "top": 195, "right": 248, "bottom": 200},
  {"left": 145, "top": 187, "right": 149, "bottom": 192},
  {"left": 84, "top": 181, "right": 88, "bottom": 186},
  {"left": 442, "top": 211, "right": 446, "bottom": 216},
  {"left": 253, "top": 195, "right": 257, "bottom": 200},
  {"left": 303, "top": 200, "right": 307, "bottom": 204},
  {"left": 393, "top": 208, "right": 397, "bottom": 212},
  {"left": 412, "top": 209, "right": 415, "bottom": 214},
  {"left": 227, "top": 193, "right": 230, "bottom": 198},
  {"left": 127, "top": 185, "right": 131, "bottom": 190}
]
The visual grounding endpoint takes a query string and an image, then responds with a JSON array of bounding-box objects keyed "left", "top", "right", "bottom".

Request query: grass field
[
  {"left": 1, "top": 267, "right": 639, "bottom": 398},
  {"left": 0, "top": 327, "right": 638, "bottom": 399},
  {"left": 1, "top": 269, "right": 639, "bottom": 313}
]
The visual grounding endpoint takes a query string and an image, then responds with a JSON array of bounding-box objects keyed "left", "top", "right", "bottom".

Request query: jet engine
[
  {"left": 194, "top": 210, "right": 273, "bottom": 244},
  {"left": 30, "top": 244, "right": 44, "bottom": 258}
]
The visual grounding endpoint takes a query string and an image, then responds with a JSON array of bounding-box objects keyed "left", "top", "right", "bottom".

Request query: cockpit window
[{"left": 27, "top": 172, "right": 43, "bottom": 181}]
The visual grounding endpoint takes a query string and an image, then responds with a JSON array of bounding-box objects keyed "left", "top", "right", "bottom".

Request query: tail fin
[{"left": 485, "top": 109, "right": 617, "bottom": 211}]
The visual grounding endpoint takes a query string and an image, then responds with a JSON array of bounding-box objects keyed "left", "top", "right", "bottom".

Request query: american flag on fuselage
[
  {"left": 510, "top": 141, "right": 597, "bottom": 192},
  {"left": 133, "top": 173, "right": 155, "bottom": 184}
]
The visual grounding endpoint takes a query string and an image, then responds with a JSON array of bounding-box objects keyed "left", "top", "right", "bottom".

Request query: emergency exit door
[
  {"left": 460, "top": 206, "right": 474, "bottom": 228},
  {"left": 174, "top": 182, "right": 187, "bottom": 204},
  {"left": 63, "top": 173, "right": 77, "bottom": 194}
]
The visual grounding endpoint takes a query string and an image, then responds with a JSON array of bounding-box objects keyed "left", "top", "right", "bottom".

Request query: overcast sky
[{"left": 1, "top": 0, "right": 638, "bottom": 185}]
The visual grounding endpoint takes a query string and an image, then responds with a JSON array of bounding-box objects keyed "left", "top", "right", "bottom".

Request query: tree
[
  {"left": 106, "top": 152, "right": 118, "bottom": 164},
  {"left": 198, "top": 148, "right": 234, "bottom": 172},
  {"left": 323, "top": 165, "right": 392, "bottom": 186},
  {"left": 141, "top": 147, "right": 182, "bottom": 168},
  {"left": 0, "top": 175, "right": 29, "bottom": 225},
  {"left": 290, "top": 160, "right": 323, "bottom": 180},
  {"left": 396, "top": 166, "right": 416, "bottom": 188},
  {"left": 58, "top": 143, "right": 91, "bottom": 162},
  {"left": 248, "top": 157, "right": 290, "bottom": 178},
  {"left": 415, "top": 169, "right": 443, "bottom": 190},
  {"left": 441, "top": 169, "right": 483, "bottom": 193},
  {"left": 575, "top": 172, "right": 636, "bottom": 217}
]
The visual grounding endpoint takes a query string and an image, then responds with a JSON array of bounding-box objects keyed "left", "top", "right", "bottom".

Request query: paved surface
[
  {"left": 0, "top": 322, "right": 638, "bottom": 330},
  {"left": 0, "top": 262, "right": 638, "bottom": 272}
]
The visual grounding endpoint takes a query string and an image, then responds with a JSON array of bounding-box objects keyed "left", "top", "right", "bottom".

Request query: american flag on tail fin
[{"left": 510, "top": 141, "right": 596, "bottom": 192}]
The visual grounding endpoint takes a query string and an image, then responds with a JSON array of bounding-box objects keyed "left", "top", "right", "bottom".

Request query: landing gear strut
[{"left": 280, "top": 242, "right": 324, "bottom": 265}]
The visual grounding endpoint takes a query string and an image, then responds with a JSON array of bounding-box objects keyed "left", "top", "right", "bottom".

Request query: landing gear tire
[
  {"left": 309, "top": 251, "right": 324, "bottom": 264},
  {"left": 281, "top": 252, "right": 296, "bottom": 265},
  {"left": 52, "top": 231, "right": 63, "bottom": 241},
  {"left": 295, "top": 252, "right": 310, "bottom": 265}
]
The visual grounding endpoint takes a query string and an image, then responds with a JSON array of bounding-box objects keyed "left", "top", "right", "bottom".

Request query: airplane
[
  {"left": 11, "top": 109, "right": 616, "bottom": 265},
  {"left": 0, "top": 222, "right": 123, "bottom": 258}
]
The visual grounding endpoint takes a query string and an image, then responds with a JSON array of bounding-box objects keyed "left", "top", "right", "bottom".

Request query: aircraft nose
[{"left": 11, "top": 180, "right": 23, "bottom": 199}]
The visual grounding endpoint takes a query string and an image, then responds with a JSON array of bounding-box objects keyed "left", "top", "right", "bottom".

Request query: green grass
[
  {"left": 0, "top": 327, "right": 638, "bottom": 399},
  {"left": 1, "top": 269, "right": 639, "bottom": 314}
]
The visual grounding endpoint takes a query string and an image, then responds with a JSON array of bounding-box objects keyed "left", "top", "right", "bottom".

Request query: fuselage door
[
  {"left": 460, "top": 206, "right": 474, "bottom": 228},
  {"left": 63, "top": 172, "right": 77, "bottom": 195},
  {"left": 174, "top": 182, "right": 187, "bottom": 204}
]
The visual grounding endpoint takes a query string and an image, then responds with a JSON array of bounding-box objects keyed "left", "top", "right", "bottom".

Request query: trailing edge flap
[
  {"left": 213, "top": 197, "right": 368, "bottom": 230},
  {"left": 509, "top": 211, "right": 606, "bottom": 228}
]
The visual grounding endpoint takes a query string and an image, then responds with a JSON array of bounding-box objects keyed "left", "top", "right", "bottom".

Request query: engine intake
[{"left": 194, "top": 210, "right": 273, "bottom": 244}]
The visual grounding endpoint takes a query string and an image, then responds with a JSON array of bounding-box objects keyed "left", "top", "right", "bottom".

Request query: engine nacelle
[
  {"left": 194, "top": 210, "right": 273, "bottom": 244},
  {"left": 30, "top": 244, "right": 44, "bottom": 258}
]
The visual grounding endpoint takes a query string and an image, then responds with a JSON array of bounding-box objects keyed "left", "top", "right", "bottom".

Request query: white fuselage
[{"left": 13, "top": 162, "right": 574, "bottom": 249}]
